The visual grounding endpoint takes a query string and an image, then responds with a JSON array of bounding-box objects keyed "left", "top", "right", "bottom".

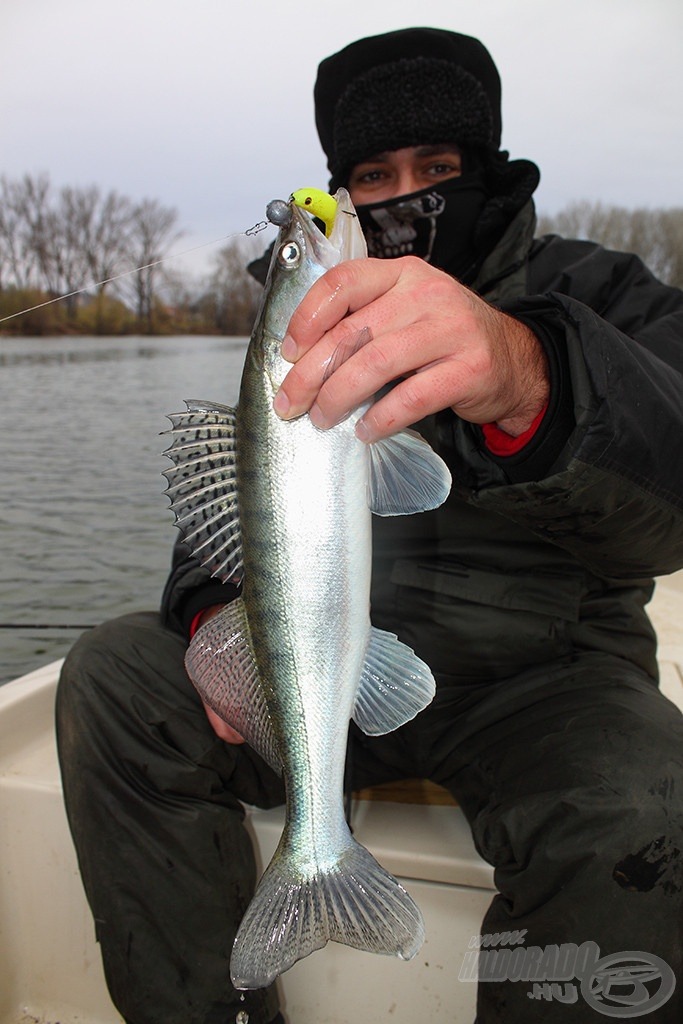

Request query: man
[{"left": 56, "top": 27, "right": 683, "bottom": 1024}]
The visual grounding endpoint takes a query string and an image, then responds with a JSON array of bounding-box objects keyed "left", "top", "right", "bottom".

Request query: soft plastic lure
[{"left": 290, "top": 187, "right": 338, "bottom": 237}]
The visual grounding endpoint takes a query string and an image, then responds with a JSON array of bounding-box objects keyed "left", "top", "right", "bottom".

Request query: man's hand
[
  {"left": 194, "top": 604, "right": 245, "bottom": 744},
  {"left": 273, "top": 256, "right": 549, "bottom": 442}
]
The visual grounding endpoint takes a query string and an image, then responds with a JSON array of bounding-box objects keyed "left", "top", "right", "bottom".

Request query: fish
[{"left": 162, "top": 186, "right": 452, "bottom": 989}]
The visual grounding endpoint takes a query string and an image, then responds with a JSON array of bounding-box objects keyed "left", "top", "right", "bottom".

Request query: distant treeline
[
  {"left": 537, "top": 201, "right": 683, "bottom": 290},
  {"left": 0, "top": 173, "right": 263, "bottom": 336},
  {"left": 1, "top": 172, "right": 681, "bottom": 336}
]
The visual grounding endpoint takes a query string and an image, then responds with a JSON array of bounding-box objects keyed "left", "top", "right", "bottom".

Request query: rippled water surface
[{"left": 1, "top": 335, "right": 248, "bottom": 684}]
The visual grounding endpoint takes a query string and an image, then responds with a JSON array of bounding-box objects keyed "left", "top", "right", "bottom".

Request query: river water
[{"left": 1, "top": 335, "right": 249, "bottom": 684}]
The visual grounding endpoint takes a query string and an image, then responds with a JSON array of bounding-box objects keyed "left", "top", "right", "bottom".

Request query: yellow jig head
[{"left": 290, "top": 187, "right": 338, "bottom": 238}]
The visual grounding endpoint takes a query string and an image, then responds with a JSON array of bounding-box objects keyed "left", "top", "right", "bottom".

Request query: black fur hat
[{"left": 315, "top": 28, "right": 503, "bottom": 188}]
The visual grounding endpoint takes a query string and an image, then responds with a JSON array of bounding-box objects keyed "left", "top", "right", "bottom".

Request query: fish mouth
[{"left": 288, "top": 187, "right": 366, "bottom": 269}]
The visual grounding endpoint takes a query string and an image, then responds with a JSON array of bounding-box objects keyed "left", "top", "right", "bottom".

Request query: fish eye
[{"left": 278, "top": 241, "right": 301, "bottom": 269}]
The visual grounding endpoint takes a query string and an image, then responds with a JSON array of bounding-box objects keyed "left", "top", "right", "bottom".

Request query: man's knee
[
  {"left": 473, "top": 677, "right": 683, "bottom": 887},
  {"left": 55, "top": 611, "right": 197, "bottom": 777},
  {"left": 58, "top": 611, "right": 186, "bottom": 709}
]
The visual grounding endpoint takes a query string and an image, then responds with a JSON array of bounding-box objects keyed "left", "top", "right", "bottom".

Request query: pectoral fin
[
  {"left": 367, "top": 429, "right": 451, "bottom": 516},
  {"left": 185, "top": 598, "right": 281, "bottom": 774},
  {"left": 352, "top": 626, "right": 436, "bottom": 735},
  {"left": 163, "top": 400, "right": 242, "bottom": 582}
]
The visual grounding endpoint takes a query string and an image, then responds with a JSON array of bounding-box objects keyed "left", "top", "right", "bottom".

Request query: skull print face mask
[{"left": 355, "top": 173, "right": 488, "bottom": 281}]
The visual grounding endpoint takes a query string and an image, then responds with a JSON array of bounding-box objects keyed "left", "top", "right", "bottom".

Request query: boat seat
[{"left": 355, "top": 776, "right": 458, "bottom": 805}]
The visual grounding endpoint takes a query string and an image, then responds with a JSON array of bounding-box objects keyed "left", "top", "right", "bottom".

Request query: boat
[{"left": 2, "top": 573, "right": 682, "bottom": 1024}]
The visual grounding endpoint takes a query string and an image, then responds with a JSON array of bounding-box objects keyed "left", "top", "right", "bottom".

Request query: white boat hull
[{"left": 0, "top": 664, "right": 495, "bottom": 1024}]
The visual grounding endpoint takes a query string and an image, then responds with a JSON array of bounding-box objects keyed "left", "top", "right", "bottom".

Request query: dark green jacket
[{"left": 162, "top": 202, "right": 683, "bottom": 686}]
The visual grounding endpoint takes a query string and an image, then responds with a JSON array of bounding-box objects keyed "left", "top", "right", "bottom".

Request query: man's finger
[
  {"left": 354, "top": 365, "right": 468, "bottom": 443},
  {"left": 284, "top": 257, "right": 406, "bottom": 359}
]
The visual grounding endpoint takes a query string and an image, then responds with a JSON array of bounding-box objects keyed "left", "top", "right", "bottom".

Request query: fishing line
[{"left": 0, "top": 220, "right": 272, "bottom": 325}]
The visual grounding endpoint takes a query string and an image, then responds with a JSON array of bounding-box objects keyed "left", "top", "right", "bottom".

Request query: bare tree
[
  {"left": 655, "top": 210, "right": 683, "bottom": 288},
  {"left": 75, "top": 187, "right": 135, "bottom": 330},
  {"left": 205, "top": 235, "right": 264, "bottom": 334},
  {"left": 126, "top": 198, "right": 181, "bottom": 333},
  {"left": 0, "top": 173, "right": 53, "bottom": 290},
  {"left": 0, "top": 176, "right": 27, "bottom": 290},
  {"left": 17, "top": 173, "right": 58, "bottom": 292},
  {"left": 83, "top": 189, "right": 134, "bottom": 285},
  {"left": 50, "top": 186, "right": 96, "bottom": 317}
]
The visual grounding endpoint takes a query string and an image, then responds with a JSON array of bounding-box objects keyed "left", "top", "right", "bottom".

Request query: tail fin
[{"left": 230, "top": 837, "right": 424, "bottom": 989}]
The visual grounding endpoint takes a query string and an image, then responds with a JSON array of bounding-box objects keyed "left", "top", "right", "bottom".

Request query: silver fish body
[{"left": 164, "top": 189, "right": 451, "bottom": 988}]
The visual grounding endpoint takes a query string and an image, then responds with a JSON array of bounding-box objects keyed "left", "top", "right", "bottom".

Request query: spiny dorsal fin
[{"left": 163, "top": 400, "right": 242, "bottom": 582}]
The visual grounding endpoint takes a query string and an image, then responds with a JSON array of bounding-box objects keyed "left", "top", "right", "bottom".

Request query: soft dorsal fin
[{"left": 367, "top": 429, "right": 451, "bottom": 516}]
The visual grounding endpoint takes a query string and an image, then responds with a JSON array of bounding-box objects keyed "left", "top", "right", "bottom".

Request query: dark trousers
[{"left": 56, "top": 611, "right": 683, "bottom": 1023}]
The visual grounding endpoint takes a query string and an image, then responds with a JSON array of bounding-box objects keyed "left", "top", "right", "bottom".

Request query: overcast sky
[{"left": 2, "top": 0, "right": 681, "bottom": 278}]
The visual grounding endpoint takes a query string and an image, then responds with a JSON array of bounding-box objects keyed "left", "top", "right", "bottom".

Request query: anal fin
[{"left": 185, "top": 599, "right": 281, "bottom": 773}]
